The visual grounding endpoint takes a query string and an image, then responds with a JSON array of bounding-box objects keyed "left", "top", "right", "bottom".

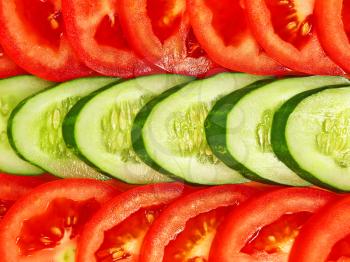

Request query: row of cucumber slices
[{"left": 1, "top": 73, "right": 350, "bottom": 191}]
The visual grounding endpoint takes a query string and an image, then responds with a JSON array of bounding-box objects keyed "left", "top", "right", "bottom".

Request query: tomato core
[
  {"left": 328, "top": 234, "right": 350, "bottom": 261},
  {"left": 205, "top": 0, "right": 248, "bottom": 46},
  {"left": 15, "top": 0, "right": 63, "bottom": 49},
  {"left": 342, "top": 0, "right": 350, "bottom": 41},
  {"left": 17, "top": 198, "right": 101, "bottom": 256},
  {"left": 242, "top": 212, "right": 312, "bottom": 255},
  {"left": 0, "top": 199, "right": 14, "bottom": 219},
  {"left": 163, "top": 206, "right": 231, "bottom": 262},
  {"left": 95, "top": 206, "right": 164, "bottom": 261},
  {"left": 94, "top": 14, "right": 130, "bottom": 50},
  {"left": 265, "top": 0, "right": 313, "bottom": 49}
]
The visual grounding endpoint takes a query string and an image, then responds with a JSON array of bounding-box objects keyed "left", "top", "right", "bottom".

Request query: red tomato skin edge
[
  {"left": 139, "top": 184, "right": 259, "bottom": 262},
  {"left": 209, "top": 187, "right": 338, "bottom": 262},
  {"left": 188, "top": 0, "right": 292, "bottom": 76},
  {"left": 0, "top": 1, "right": 94, "bottom": 82},
  {"left": 0, "top": 58, "right": 25, "bottom": 79},
  {"left": 0, "top": 173, "right": 56, "bottom": 200},
  {"left": 289, "top": 196, "right": 350, "bottom": 262},
  {"left": 76, "top": 182, "right": 189, "bottom": 262},
  {"left": 117, "top": 0, "right": 216, "bottom": 77},
  {"left": 61, "top": 0, "right": 163, "bottom": 79},
  {"left": 315, "top": 0, "right": 350, "bottom": 73},
  {"left": 0, "top": 179, "right": 120, "bottom": 262},
  {"left": 244, "top": 0, "right": 344, "bottom": 75}
]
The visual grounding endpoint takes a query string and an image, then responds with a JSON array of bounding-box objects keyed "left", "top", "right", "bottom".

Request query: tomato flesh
[
  {"left": 18, "top": 198, "right": 100, "bottom": 256},
  {"left": 343, "top": 0, "right": 350, "bottom": 41},
  {"left": 147, "top": 0, "right": 183, "bottom": 44},
  {"left": 242, "top": 212, "right": 312, "bottom": 255},
  {"left": 328, "top": 234, "right": 350, "bottom": 261},
  {"left": 205, "top": 0, "right": 247, "bottom": 46},
  {"left": 265, "top": 0, "right": 313, "bottom": 49},
  {"left": 147, "top": 0, "right": 207, "bottom": 60},
  {"left": 164, "top": 206, "right": 231, "bottom": 262},
  {"left": 0, "top": 199, "right": 14, "bottom": 219},
  {"left": 96, "top": 206, "right": 164, "bottom": 261},
  {"left": 94, "top": 14, "right": 129, "bottom": 50},
  {"left": 15, "top": 0, "right": 63, "bottom": 49}
]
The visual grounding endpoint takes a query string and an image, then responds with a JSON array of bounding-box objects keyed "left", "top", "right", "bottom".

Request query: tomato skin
[
  {"left": 315, "top": 0, "right": 350, "bottom": 73},
  {"left": 140, "top": 185, "right": 258, "bottom": 262},
  {"left": 244, "top": 0, "right": 344, "bottom": 75},
  {"left": 0, "top": 47, "right": 25, "bottom": 78},
  {"left": 0, "top": 173, "right": 56, "bottom": 198},
  {"left": 0, "top": 179, "right": 120, "bottom": 262},
  {"left": 289, "top": 195, "right": 350, "bottom": 262},
  {"left": 76, "top": 182, "right": 188, "bottom": 262},
  {"left": 209, "top": 187, "right": 337, "bottom": 262},
  {"left": 0, "top": 0, "right": 94, "bottom": 82},
  {"left": 118, "top": 0, "right": 216, "bottom": 76},
  {"left": 62, "top": 0, "right": 162, "bottom": 78},
  {"left": 188, "top": 0, "right": 291, "bottom": 76}
]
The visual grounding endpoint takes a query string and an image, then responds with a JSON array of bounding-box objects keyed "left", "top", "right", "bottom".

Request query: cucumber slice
[
  {"left": 9, "top": 77, "right": 118, "bottom": 179},
  {"left": 132, "top": 73, "right": 268, "bottom": 185},
  {"left": 63, "top": 74, "right": 193, "bottom": 184},
  {"left": 0, "top": 76, "right": 54, "bottom": 175},
  {"left": 207, "top": 76, "right": 350, "bottom": 186},
  {"left": 272, "top": 86, "right": 350, "bottom": 192}
]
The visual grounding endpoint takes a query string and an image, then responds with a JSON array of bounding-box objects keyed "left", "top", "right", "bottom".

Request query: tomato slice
[
  {"left": 140, "top": 185, "right": 258, "bottom": 262},
  {"left": 210, "top": 187, "right": 337, "bottom": 261},
  {"left": 244, "top": 0, "right": 344, "bottom": 75},
  {"left": 0, "top": 46, "right": 25, "bottom": 78},
  {"left": 62, "top": 0, "right": 162, "bottom": 78},
  {"left": 0, "top": 0, "right": 93, "bottom": 82},
  {"left": 289, "top": 195, "right": 350, "bottom": 262},
  {"left": 0, "top": 173, "right": 55, "bottom": 219},
  {"left": 76, "top": 183, "right": 189, "bottom": 262},
  {"left": 188, "top": 0, "right": 291, "bottom": 75},
  {"left": 118, "top": 0, "right": 216, "bottom": 76},
  {"left": 0, "top": 179, "right": 119, "bottom": 261},
  {"left": 315, "top": 0, "right": 350, "bottom": 73}
]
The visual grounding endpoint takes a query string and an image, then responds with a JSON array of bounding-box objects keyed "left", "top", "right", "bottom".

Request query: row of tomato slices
[
  {"left": 1, "top": 0, "right": 350, "bottom": 81},
  {"left": 0, "top": 173, "right": 350, "bottom": 262}
]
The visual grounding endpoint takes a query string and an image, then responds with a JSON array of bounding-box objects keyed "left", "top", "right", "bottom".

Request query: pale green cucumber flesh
[
  {"left": 64, "top": 74, "right": 193, "bottom": 184},
  {"left": 212, "top": 76, "right": 350, "bottom": 186},
  {"left": 133, "top": 73, "right": 269, "bottom": 185},
  {"left": 9, "top": 77, "right": 118, "bottom": 179},
  {"left": 272, "top": 85, "right": 350, "bottom": 192},
  {"left": 0, "top": 75, "right": 54, "bottom": 175},
  {"left": 205, "top": 79, "right": 276, "bottom": 184}
]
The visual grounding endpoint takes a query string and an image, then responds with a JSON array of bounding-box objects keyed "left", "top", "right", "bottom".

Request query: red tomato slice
[
  {"left": 62, "top": 0, "right": 162, "bottom": 78},
  {"left": 0, "top": 179, "right": 119, "bottom": 261},
  {"left": 289, "top": 195, "right": 350, "bottom": 262},
  {"left": 0, "top": 46, "right": 25, "bottom": 78},
  {"left": 0, "top": 0, "right": 94, "bottom": 82},
  {"left": 244, "top": 0, "right": 344, "bottom": 75},
  {"left": 210, "top": 187, "right": 337, "bottom": 262},
  {"left": 315, "top": 0, "right": 350, "bottom": 73},
  {"left": 140, "top": 185, "right": 258, "bottom": 262},
  {"left": 189, "top": 0, "right": 291, "bottom": 75},
  {"left": 0, "top": 173, "right": 56, "bottom": 219},
  {"left": 118, "top": 0, "right": 216, "bottom": 76},
  {"left": 76, "top": 183, "right": 189, "bottom": 262}
]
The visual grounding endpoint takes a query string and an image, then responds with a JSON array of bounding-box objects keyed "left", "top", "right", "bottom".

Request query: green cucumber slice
[
  {"left": 8, "top": 77, "right": 118, "bottom": 179},
  {"left": 63, "top": 74, "right": 193, "bottom": 184},
  {"left": 132, "top": 73, "right": 269, "bottom": 185},
  {"left": 207, "top": 76, "right": 350, "bottom": 186},
  {"left": 272, "top": 85, "right": 350, "bottom": 192},
  {"left": 0, "top": 76, "right": 54, "bottom": 175}
]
